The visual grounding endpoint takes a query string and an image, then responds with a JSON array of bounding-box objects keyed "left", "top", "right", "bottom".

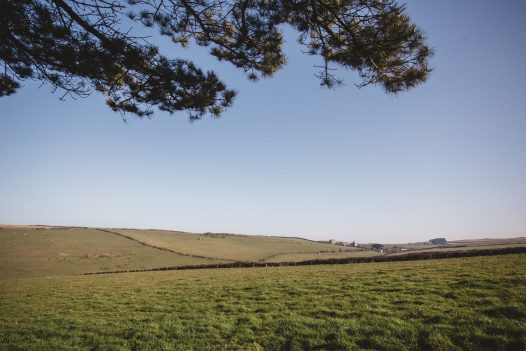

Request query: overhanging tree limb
[
  {"left": 0, "top": 0, "right": 432, "bottom": 119},
  {"left": 51, "top": 0, "right": 114, "bottom": 48}
]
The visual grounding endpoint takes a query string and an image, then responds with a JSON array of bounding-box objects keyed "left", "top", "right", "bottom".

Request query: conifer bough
[{"left": 0, "top": 0, "right": 432, "bottom": 119}]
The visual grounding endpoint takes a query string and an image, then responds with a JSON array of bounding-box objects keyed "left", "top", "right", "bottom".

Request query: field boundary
[
  {"left": 95, "top": 228, "right": 233, "bottom": 263},
  {"left": 80, "top": 246, "right": 526, "bottom": 276},
  {"left": 260, "top": 247, "right": 370, "bottom": 262}
]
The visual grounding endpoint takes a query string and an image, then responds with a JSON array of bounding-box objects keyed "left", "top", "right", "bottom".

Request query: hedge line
[{"left": 80, "top": 246, "right": 526, "bottom": 276}]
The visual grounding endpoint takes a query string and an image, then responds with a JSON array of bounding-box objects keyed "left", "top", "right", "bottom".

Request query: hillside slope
[
  {"left": 0, "top": 227, "right": 224, "bottom": 279},
  {"left": 0, "top": 226, "right": 367, "bottom": 278},
  {"left": 111, "top": 229, "right": 362, "bottom": 262}
]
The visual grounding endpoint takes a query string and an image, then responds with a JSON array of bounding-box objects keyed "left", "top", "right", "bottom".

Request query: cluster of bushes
[{"left": 428, "top": 238, "right": 448, "bottom": 245}]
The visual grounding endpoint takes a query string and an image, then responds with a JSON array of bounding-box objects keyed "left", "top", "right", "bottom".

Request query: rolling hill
[
  {"left": 0, "top": 225, "right": 365, "bottom": 278},
  {"left": 1, "top": 225, "right": 524, "bottom": 279}
]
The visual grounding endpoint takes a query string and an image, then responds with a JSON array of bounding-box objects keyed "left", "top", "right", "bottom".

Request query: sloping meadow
[
  {"left": 0, "top": 228, "right": 221, "bottom": 279},
  {"left": 111, "top": 229, "right": 359, "bottom": 262}
]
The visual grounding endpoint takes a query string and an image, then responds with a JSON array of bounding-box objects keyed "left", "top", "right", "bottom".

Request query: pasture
[
  {"left": 0, "top": 228, "right": 222, "bottom": 279},
  {"left": 111, "top": 229, "right": 360, "bottom": 262},
  {"left": 263, "top": 250, "right": 381, "bottom": 263},
  {"left": 0, "top": 227, "right": 367, "bottom": 278},
  {"left": 1, "top": 254, "right": 525, "bottom": 350}
]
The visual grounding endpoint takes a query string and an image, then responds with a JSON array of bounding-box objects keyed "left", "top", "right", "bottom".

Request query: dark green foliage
[
  {"left": 0, "top": 0, "right": 432, "bottom": 119},
  {"left": 429, "top": 238, "right": 448, "bottom": 245},
  {"left": 0, "top": 74, "right": 20, "bottom": 96},
  {"left": 371, "top": 243, "right": 384, "bottom": 250},
  {"left": 0, "top": 0, "right": 235, "bottom": 119}
]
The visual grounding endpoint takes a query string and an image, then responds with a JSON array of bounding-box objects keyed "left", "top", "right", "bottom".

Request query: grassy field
[
  {"left": 263, "top": 250, "right": 381, "bottom": 262},
  {"left": 0, "top": 228, "right": 222, "bottom": 279},
  {"left": 0, "top": 227, "right": 369, "bottom": 278},
  {"left": 389, "top": 243, "right": 526, "bottom": 255},
  {"left": 2, "top": 226, "right": 526, "bottom": 279},
  {"left": 378, "top": 237, "right": 526, "bottom": 255},
  {"left": 111, "top": 229, "right": 353, "bottom": 262},
  {"left": 1, "top": 254, "right": 525, "bottom": 350},
  {"left": 449, "top": 238, "right": 526, "bottom": 246}
]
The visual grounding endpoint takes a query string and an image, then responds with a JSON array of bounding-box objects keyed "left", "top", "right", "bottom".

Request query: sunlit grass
[
  {"left": 0, "top": 229, "right": 219, "bottom": 279},
  {"left": 1, "top": 254, "right": 524, "bottom": 350},
  {"left": 113, "top": 229, "right": 353, "bottom": 262}
]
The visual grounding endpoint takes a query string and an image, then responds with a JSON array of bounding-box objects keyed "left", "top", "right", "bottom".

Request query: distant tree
[
  {"left": 429, "top": 238, "right": 447, "bottom": 245},
  {"left": 1, "top": 0, "right": 432, "bottom": 119},
  {"left": 371, "top": 243, "right": 384, "bottom": 251}
]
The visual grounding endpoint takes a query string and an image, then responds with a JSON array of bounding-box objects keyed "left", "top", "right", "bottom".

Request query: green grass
[
  {"left": 1, "top": 254, "right": 525, "bottom": 350},
  {"left": 449, "top": 238, "right": 526, "bottom": 245},
  {"left": 389, "top": 244, "right": 526, "bottom": 255},
  {"left": 112, "top": 229, "right": 350, "bottom": 262},
  {"left": 0, "top": 228, "right": 221, "bottom": 279},
  {"left": 0, "top": 227, "right": 370, "bottom": 278},
  {"left": 263, "top": 250, "right": 381, "bottom": 262}
]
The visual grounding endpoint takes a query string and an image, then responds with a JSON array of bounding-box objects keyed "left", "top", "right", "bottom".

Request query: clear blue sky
[{"left": 1, "top": 0, "right": 525, "bottom": 243}]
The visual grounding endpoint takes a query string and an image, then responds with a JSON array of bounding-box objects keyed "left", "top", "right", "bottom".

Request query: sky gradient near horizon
[{"left": 1, "top": 0, "right": 525, "bottom": 243}]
